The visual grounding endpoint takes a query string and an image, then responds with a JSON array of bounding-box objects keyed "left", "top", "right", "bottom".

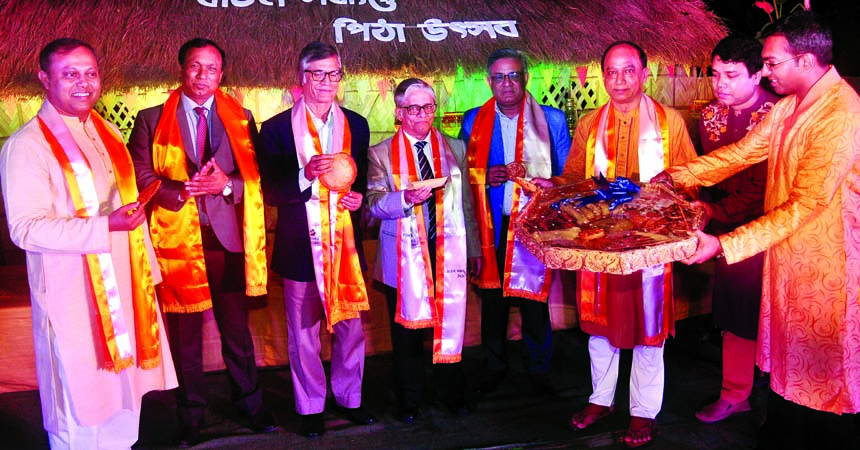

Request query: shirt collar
[
  {"left": 495, "top": 102, "right": 521, "bottom": 122},
  {"left": 180, "top": 92, "right": 215, "bottom": 112},
  {"left": 403, "top": 130, "right": 432, "bottom": 147},
  {"left": 305, "top": 104, "right": 335, "bottom": 126}
]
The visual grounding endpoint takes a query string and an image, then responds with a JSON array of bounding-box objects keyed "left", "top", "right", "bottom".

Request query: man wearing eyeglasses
[
  {"left": 655, "top": 11, "right": 860, "bottom": 449},
  {"left": 691, "top": 36, "right": 779, "bottom": 425},
  {"left": 367, "top": 78, "right": 481, "bottom": 423},
  {"left": 128, "top": 37, "right": 274, "bottom": 447},
  {"left": 257, "top": 41, "right": 374, "bottom": 438},
  {"left": 460, "top": 48, "right": 571, "bottom": 399},
  {"left": 547, "top": 41, "right": 697, "bottom": 447}
]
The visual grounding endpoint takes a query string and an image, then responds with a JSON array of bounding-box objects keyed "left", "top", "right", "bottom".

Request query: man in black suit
[
  {"left": 128, "top": 38, "right": 276, "bottom": 447},
  {"left": 257, "top": 41, "right": 375, "bottom": 438}
]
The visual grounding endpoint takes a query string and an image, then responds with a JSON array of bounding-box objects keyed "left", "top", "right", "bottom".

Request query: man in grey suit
[
  {"left": 366, "top": 78, "right": 482, "bottom": 423},
  {"left": 128, "top": 38, "right": 275, "bottom": 447}
]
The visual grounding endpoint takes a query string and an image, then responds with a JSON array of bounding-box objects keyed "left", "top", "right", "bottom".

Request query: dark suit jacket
[
  {"left": 127, "top": 98, "right": 257, "bottom": 253},
  {"left": 257, "top": 106, "right": 369, "bottom": 282}
]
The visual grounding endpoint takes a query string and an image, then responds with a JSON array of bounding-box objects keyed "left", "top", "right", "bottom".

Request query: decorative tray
[{"left": 514, "top": 176, "right": 703, "bottom": 275}]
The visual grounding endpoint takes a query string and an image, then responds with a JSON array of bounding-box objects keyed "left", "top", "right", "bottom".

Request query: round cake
[{"left": 319, "top": 153, "right": 357, "bottom": 192}]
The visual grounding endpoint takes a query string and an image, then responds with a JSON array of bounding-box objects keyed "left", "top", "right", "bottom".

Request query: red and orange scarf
[
  {"left": 466, "top": 94, "right": 552, "bottom": 301},
  {"left": 291, "top": 97, "right": 369, "bottom": 330}
]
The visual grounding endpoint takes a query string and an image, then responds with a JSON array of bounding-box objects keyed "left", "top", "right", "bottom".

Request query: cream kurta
[
  {"left": 0, "top": 102, "right": 177, "bottom": 431},
  {"left": 669, "top": 68, "right": 860, "bottom": 414}
]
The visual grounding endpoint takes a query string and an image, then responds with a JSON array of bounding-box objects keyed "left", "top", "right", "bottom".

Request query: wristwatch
[{"left": 222, "top": 179, "right": 233, "bottom": 197}]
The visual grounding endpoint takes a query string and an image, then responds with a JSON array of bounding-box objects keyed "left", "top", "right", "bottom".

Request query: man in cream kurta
[
  {"left": 659, "top": 11, "right": 860, "bottom": 449},
  {"left": 546, "top": 41, "right": 697, "bottom": 447},
  {"left": 0, "top": 39, "right": 176, "bottom": 450}
]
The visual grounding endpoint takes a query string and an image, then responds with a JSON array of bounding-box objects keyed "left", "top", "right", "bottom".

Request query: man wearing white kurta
[{"left": 0, "top": 38, "right": 176, "bottom": 450}]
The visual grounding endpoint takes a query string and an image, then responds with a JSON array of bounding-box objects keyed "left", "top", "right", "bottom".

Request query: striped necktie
[{"left": 414, "top": 140, "right": 436, "bottom": 241}]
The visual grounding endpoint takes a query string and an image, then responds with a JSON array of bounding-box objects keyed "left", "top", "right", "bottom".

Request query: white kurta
[{"left": 0, "top": 103, "right": 177, "bottom": 433}]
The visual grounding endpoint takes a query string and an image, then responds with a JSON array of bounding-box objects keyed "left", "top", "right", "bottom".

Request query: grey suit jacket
[
  {"left": 128, "top": 98, "right": 257, "bottom": 253},
  {"left": 366, "top": 132, "right": 480, "bottom": 288}
]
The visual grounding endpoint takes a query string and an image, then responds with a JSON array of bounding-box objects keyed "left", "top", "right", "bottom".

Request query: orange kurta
[
  {"left": 557, "top": 100, "right": 698, "bottom": 348},
  {"left": 669, "top": 67, "right": 860, "bottom": 414}
]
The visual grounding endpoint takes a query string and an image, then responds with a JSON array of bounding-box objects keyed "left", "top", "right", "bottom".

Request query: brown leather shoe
[{"left": 695, "top": 398, "right": 751, "bottom": 423}]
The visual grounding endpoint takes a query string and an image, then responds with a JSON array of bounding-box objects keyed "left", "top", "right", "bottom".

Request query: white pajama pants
[
  {"left": 587, "top": 335, "right": 665, "bottom": 419},
  {"left": 45, "top": 329, "right": 140, "bottom": 450}
]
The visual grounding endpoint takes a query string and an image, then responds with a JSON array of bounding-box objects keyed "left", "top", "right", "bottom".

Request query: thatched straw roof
[{"left": 0, "top": 0, "right": 725, "bottom": 96}]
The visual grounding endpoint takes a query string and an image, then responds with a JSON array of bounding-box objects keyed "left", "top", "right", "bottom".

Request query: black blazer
[{"left": 257, "top": 106, "right": 369, "bottom": 282}]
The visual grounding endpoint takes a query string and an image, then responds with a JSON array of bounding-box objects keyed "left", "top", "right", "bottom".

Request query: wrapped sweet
[{"left": 515, "top": 176, "right": 703, "bottom": 274}]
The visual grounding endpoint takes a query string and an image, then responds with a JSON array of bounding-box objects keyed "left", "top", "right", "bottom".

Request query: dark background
[{"left": 703, "top": 0, "right": 860, "bottom": 75}]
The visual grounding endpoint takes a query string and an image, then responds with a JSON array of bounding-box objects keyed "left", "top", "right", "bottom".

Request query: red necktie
[{"left": 194, "top": 106, "right": 211, "bottom": 166}]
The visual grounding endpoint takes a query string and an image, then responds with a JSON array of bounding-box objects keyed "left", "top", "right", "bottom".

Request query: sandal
[
  {"left": 570, "top": 403, "right": 614, "bottom": 430},
  {"left": 625, "top": 416, "right": 658, "bottom": 448}
]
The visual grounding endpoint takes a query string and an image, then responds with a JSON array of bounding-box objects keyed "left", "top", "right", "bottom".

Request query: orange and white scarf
[
  {"left": 391, "top": 129, "right": 468, "bottom": 363},
  {"left": 291, "top": 97, "right": 369, "bottom": 331},
  {"left": 467, "top": 93, "right": 552, "bottom": 301},
  {"left": 581, "top": 95, "right": 672, "bottom": 344},
  {"left": 37, "top": 102, "right": 161, "bottom": 372},
  {"left": 149, "top": 89, "right": 267, "bottom": 313}
]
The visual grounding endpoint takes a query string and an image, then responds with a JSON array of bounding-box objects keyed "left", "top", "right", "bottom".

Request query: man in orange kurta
[
  {"left": 545, "top": 41, "right": 697, "bottom": 447},
  {"left": 660, "top": 11, "right": 860, "bottom": 449}
]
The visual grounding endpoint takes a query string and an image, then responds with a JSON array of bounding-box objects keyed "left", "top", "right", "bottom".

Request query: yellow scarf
[
  {"left": 149, "top": 89, "right": 267, "bottom": 313},
  {"left": 37, "top": 109, "right": 161, "bottom": 372}
]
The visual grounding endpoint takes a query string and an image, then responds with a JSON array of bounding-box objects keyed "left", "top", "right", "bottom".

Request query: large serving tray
[{"left": 514, "top": 178, "right": 702, "bottom": 275}]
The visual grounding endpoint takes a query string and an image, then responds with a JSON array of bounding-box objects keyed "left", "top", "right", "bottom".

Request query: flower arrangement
[
  {"left": 753, "top": 0, "right": 808, "bottom": 37},
  {"left": 754, "top": 0, "right": 808, "bottom": 24}
]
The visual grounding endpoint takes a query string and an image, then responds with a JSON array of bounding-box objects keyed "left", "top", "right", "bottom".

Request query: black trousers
[
  {"left": 384, "top": 237, "right": 464, "bottom": 410},
  {"left": 480, "top": 215, "right": 552, "bottom": 375},
  {"left": 165, "top": 233, "right": 262, "bottom": 426},
  {"left": 757, "top": 389, "right": 856, "bottom": 450}
]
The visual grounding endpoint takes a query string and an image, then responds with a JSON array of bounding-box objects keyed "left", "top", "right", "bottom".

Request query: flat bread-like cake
[{"left": 319, "top": 153, "right": 357, "bottom": 192}]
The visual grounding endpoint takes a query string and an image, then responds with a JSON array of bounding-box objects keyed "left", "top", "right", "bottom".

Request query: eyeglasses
[
  {"left": 490, "top": 72, "right": 524, "bottom": 84},
  {"left": 764, "top": 54, "right": 802, "bottom": 69},
  {"left": 304, "top": 70, "right": 344, "bottom": 82},
  {"left": 400, "top": 103, "right": 437, "bottom": 115}
]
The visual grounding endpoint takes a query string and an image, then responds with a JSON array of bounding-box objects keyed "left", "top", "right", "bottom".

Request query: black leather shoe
[
  {"left": 334, "top": 404, "right": 377, "bottom": 425},
  {"left": 248, "top": 410, "right": 279, "bottom": 433},
  {"left": 302, "top": 412, "right": 325, "bottom": 438},
  {"left": 173, "top": 424, "right": 201, "bottom": 448},
  {"left": 441, "top": 399, "right": 471, "bottom": 417},
  {"left": 475, "top": 369, "right": 505, "bottom": 395},
  {"left": 529, "top": 372, "right": 555, "bottom": 397},
  {"left": 397, "top": 406, "right": 420, "bottom": 424}
]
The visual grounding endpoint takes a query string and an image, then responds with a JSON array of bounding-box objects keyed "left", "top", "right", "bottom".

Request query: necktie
[
  {"left": 194, "top": 106, "right": 211, "bottom": 167},
  {"left": 414, "top": 140, "right": 436, "bottom": 241},
  {"left": 194, "top": 106, "right": 211, "bottom": 222}
]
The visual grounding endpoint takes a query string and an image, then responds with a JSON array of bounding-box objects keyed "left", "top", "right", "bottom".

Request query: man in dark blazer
[
  {"left": 127, "top": 38, "right": 275, "bottom": 447},
  {"left": 366, "top": 78, "right": 481, "bottom": 423},
  {"left": 257, "top": 41, "right": 375, "bottom": 438}
]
